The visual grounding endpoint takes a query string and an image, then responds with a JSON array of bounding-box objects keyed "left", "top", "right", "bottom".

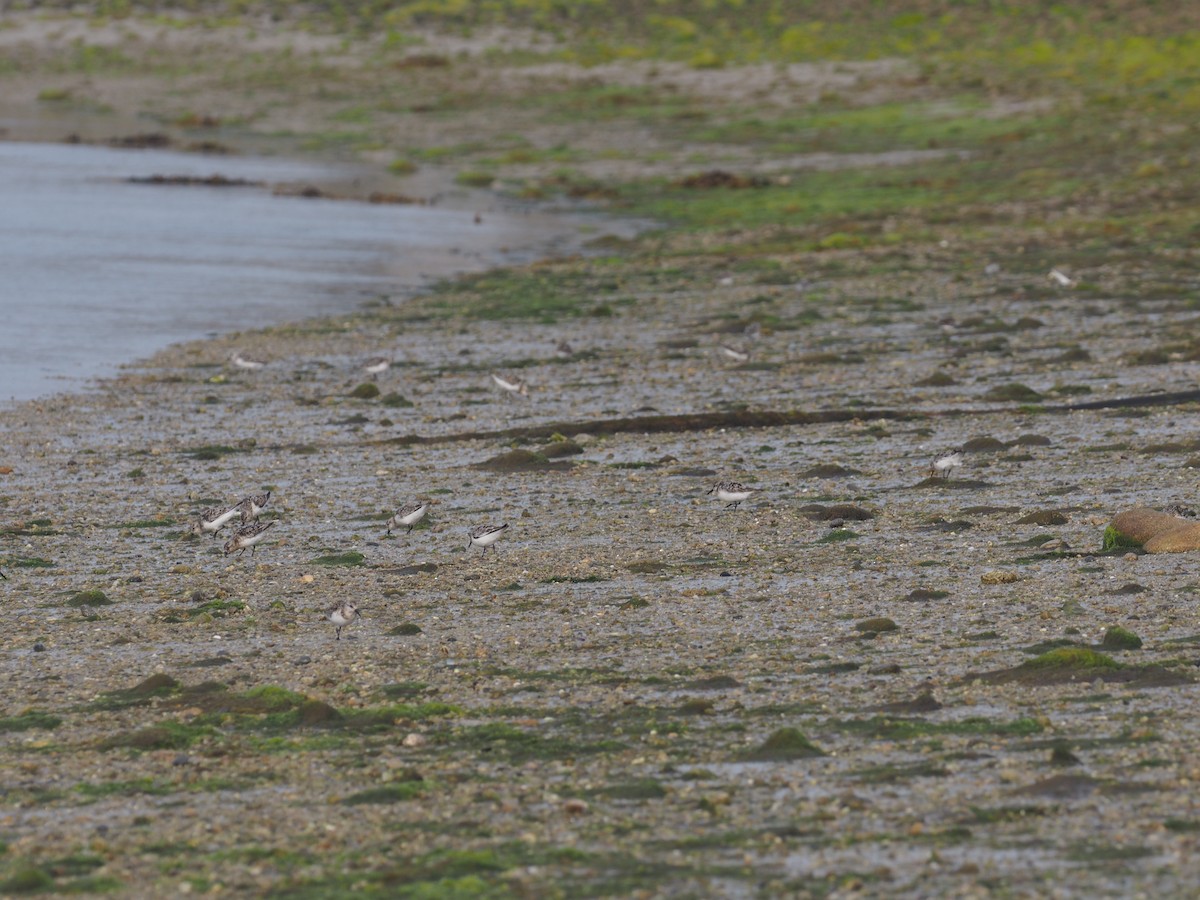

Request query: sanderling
[
  {"left": 223, "top": 520, "right": 276, "bottom": 557},
  {"left": 718, "top": 344, "right": 749, "bottom": 363},
  {"left": 238, "top": 491, "right": 272, "bottom": 524},
  {"left": 929, "top": 448, "right": 964, "bottom": 479},
  {"left": 1048, "top": 268, "right": 1076, "bottom": 287},
  {"left": 555, "top": 340, "right": 574, "bottom": 358},
  {"left": 491, "top": 373, "right": 529, "bottom": 397},
  {"left": 387, "top": 501, "right": 428, "bottom": 535},
  {"left": 467, "top": 523, "right": 508, "bottom": 553},
  {"left": 189, "top": 502, "right": 242, "bottom": 539},
  {"left": 708, "top": 481, "right": 752, "bottom": 509},
  {"left": 363, "top": 357, "right": 391, "bottom": 379},
  {"left": 327, "top": 601, "right": 362, "bottom": 640},
  {"left": 230, "top": 351, "right": 266, "bottom": 370}
]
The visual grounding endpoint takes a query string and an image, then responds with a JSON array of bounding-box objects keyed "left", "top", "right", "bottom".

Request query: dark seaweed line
[
  {"left": 370, "top": 388, "right": 1200, "bottom": 447},
  {"left": 379, "top": 408, "right": 923, "bottom": 445}
]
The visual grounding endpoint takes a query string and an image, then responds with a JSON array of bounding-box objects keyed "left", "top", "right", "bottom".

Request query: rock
[
  {"left": 1110, "top": 507, "right": 1184, "bottom": 544},
  {"left": 981, "top": 570, "right": 1019, "bottom": 585},
  {"left": 1144, "top": 521, "right": 1200, "bottom": 553},
  {"left": 854, "top": 617, "right": 898, "bottom": 634}
]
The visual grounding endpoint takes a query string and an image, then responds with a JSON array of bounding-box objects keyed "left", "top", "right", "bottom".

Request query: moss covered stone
[
  {"left": 67, "top": 589, "right": 112, "bottom": 607},
  {"left": 349, "top": 382, "right": 380, "bottom": 399},
  {"left": 743, "top": 727, "right": 825, "bottom": 761},
  {"left": 1100, "top": 626, "right": 1143, "bottom": 651},
  {"left": 854, "top": 617, "right": 898, "bottom": 634}
]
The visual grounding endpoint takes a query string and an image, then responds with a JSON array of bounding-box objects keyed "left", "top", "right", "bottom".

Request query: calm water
[{"left": 0, "top": 141, "right": 585, "bottom": 404}]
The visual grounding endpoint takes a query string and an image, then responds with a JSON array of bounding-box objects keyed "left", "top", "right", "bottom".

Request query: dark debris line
[{"left": 373, "top": 389, "right": 1200, "bottom": 446}]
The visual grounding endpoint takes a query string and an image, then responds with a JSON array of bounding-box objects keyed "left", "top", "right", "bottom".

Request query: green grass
[{"left": 0, "top": 711, "right": 62, "bottom": 733}]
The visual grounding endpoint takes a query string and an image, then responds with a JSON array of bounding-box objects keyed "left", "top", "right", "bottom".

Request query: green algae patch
[
  {"left": 342, "top": 780, "right": 425, "bottom": 805},
  {"left": 97, "top": 721, "right": 211, "bottom": 752},
  {"left": 186, "top": 444, "right": 247, "bottom": 460},
  {"left": 977, "top": 647, "right": 1190, "bottom": 688},
  {"left": 1026, "top": 648, "right": 1120, "bottom": 670},
  {"left": 626, "top": 560, "right": 667, "bottom": 574},
  {"left": 239, "top": 685, "right": 309, "bottom": 712},
  {"left": 66, "top": 589, "right": 112, "bottom": 607},
  {"left": 829, "top": 716, "right": 1041, "bottom": 741},
  {"left": 5, "top": 556, "right": 54, "bottom": 569},
  {"left": 743, "top": 727, "right": 824, "bottom": 761},
  {"left": 311, "top": 551, "right": 365, "bottom": 566},
  {"left": 0, "top": 866, "right": 55, "bottom": 894},
  {"left": 852, "top": 760, "right": 950, "bottom": 783},
  {"left": 854, "top": 617, "right": 898, "bottom": 634},
  {"left": 349, "top": 382, "right": 380, "bottom": 399},
  {"left": 379, "top": 681, "right": 430, "bottom": 700},
  {"left": 0, "top": 711, "right": 62, "bottom": 733},
  {"left": 597, "top": 778, "right": 668, "bottom": 800},
  {"left": 380, "top": 392, "right": 413, "bottom": 407},
  {"left": 1100, "top": 626, "right": 1143, "bottom": 651},
  {"left": 983, "top": 383, "right": 1043, "bottom": 403},
  {"left": 90, "top": 674, "right": 182, "bottom": 710},
  {"left": 1102, "top": 525, "right": 1142, "bottom": 552}
]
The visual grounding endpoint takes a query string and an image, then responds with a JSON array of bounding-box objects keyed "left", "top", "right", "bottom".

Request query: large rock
[
  {"left": 1145, "top": 521, "right": 1200, "bottom": 553},
  {"left": 1110, "top": 507, "right": 1200, "bottom": 553}
]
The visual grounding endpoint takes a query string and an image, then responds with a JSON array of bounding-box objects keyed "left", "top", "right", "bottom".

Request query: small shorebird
[
  {"left": 189, "top": 503, "right": 241, "bottom": 539},
  {"left": 230, "top": 351, "right": 266, "bottom": 370},
  {"left": 929, "top": 448, "right": 964, "bottom": 479},
  {"left": 223, "top": 520, "right": 276, "bottom": 557},
  {"left": 491, "top": 373, "right": 528, "bottom": 397},
  {"left": 1048, "top": 268, "right": 1076, "bottom": 287},
  {"left": 708, "top": 481, "right": 752, "bottom": 509},
  {"left": 718, "top": 344, "right": 749, "bottom": 363},
  {"left": 467, "top": 523, "right": 508, "bottom": 554},
  {"left": 0, "top": 569, "right": 6, "bottom": 580},
  {"left": 237, "top": 491, "right": 271, "bottom": 524},
  {"left": 387, "top": 501, "right": 428, "bottom": 535},
  {"left": 363, "top": 357, "right": 391, "bottom": 379},
  {"left": 555, "top": 340, "right": 574, "bottom": 358},
  {"left": 327, "top": 601, "right": 362, "bottom": 640}
]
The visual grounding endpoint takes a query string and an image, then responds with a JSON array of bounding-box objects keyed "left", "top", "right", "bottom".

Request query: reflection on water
[{"left": 0, "top": 141, "right": 584, "bottom": 404}]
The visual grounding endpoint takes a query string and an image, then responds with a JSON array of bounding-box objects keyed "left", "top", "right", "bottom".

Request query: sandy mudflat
[{"left": 3, "top": 12, "right": 1200, "bottom": 898}]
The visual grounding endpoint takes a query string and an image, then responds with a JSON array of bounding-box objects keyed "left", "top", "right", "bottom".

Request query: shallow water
[{"left": 0, "top": 141, "right": 594, "bottom": 404}]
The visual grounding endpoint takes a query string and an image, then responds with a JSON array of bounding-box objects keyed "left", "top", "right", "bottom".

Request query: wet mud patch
[{"left": 473, "top": 448, "right": 574, "bottom": 472}]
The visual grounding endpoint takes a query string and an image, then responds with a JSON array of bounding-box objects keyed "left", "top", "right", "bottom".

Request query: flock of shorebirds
[
  {"left": 0, "top": 339, "right": 971, "bottom": 638},
  {"left": 5, "top": 345, "right": 956, "bottom": 641}
]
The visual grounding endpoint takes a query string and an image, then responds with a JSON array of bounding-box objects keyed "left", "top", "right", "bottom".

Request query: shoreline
[{"left": 0, "top": 130, "right": 644, "bottom": 408}]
